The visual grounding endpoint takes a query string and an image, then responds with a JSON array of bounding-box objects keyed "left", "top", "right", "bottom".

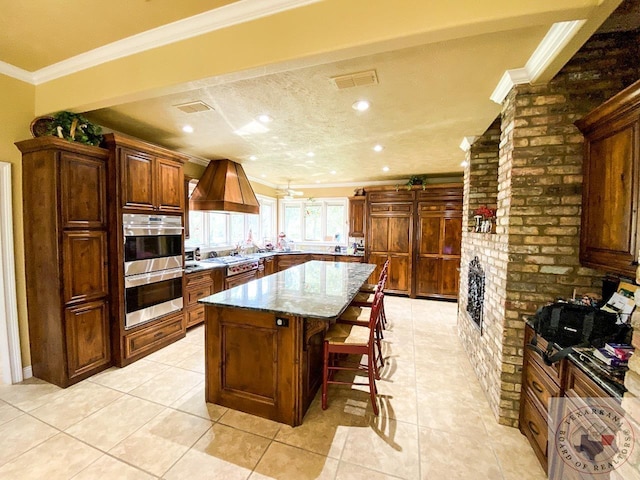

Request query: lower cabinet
[
  {"left": 123, "top": 312, "right": 185, "bottom": 359},
  {"left": 225, "top": 270, "right": 258, "bottom": 289},
  {"left": 184, "top": 268, "right": 224, "bottom": 328},
  {"left": 65, "top": 300, "right": 111, "bottom": 381},
  {"left": 276, "top": 253, "right": 364, "bottom": 272}
]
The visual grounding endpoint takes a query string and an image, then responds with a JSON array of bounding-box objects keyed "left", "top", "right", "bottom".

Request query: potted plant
[{"left": 45, "top": 111, "right": 103, "bottom": 146}]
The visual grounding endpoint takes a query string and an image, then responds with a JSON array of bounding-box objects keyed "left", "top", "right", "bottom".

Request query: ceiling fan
[{"left": 277, "top": 181, "right": 304, "bottom": 199}]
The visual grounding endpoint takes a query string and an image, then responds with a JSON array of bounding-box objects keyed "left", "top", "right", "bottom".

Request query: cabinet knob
[{"left": 631, "top": 260, "right": 639, "bottom": 266}]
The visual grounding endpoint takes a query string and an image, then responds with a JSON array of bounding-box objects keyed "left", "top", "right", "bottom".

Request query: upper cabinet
[
  {"left": 348, "top": 196, "right": 366, "bottom": 237},
  {"left": 576, "top": 79, "right": 640, "bottom": 277},
  {"left": 104, "top": 133, "right": 186, "bottom": 214}
]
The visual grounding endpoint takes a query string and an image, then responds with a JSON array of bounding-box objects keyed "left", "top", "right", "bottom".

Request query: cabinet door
[
  {"left": 62, "top": 231, "right": 108, "bottom": 305},
  {"left": 348, "top": 197, "right": 366, "bottom": 237},
  {"left": 60, "top": 152, "right": 106, "bottom": 229},
  {"left": 581, "top": 119, "right": 639, "bottom": 276},
  {"left": 368, "top": 216, "right": 390, "bottom": 252},
  {"left": 121, "top": 149, "right": 154, "bottom": 211},
  {"left": 65, "top": 300, "right": 110, "bottom": 380},
  {"left": 156, "top": 157, "right": 184, "bottom": 213},
  {"left": 415, "top": 257, "right": 440, "bottom": 296},
  {"left": 388, "top": 254, "right": 410, "bottom": 294},
  {"left": 365, "top": 253, "right": 388, "bottom": 284}
]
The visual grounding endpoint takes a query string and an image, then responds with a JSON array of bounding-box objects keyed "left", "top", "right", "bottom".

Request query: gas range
[{"left": 201, "top": 256, "right": 259, "bottom": 276}]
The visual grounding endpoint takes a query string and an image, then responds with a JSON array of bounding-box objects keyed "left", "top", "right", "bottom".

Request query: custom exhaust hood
[{"left": 189, "top": 159, "right": 260, "bottom": 214}]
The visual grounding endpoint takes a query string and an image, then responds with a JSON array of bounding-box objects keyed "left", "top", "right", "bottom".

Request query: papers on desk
[{"left": 601, "top": 281, "right": 637, "bottom": 322}]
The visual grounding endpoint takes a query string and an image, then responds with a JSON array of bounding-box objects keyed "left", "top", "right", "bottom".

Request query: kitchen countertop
[
  {"left": 199, "top": 260, "right": 375, "bottom": 319},
  {"left": 525, "top": 319, "right": 627, "bottom": 401},
  {"left": 184, "top": 250, "right": 364, "bottom": 273}
]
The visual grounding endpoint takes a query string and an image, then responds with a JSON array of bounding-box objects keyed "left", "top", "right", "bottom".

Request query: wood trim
[
  {"left": 576, "top": 78, "right": 640, "bottom": 133},
  {"left": 103, "top": 133, "right": 188, "bottom": 163},
  {"left": 0, "top": 163, "right": 23, "bottom": 383}
]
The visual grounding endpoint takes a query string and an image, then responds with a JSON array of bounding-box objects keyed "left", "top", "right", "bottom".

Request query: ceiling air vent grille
[
  {"left": 174, "top": 101, "right": 213, "bottom": 114},
  {"left": 330, "top": 70, "right": 378, "bottom": 90}
]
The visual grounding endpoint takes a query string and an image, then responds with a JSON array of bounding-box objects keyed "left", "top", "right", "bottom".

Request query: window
[
  {"left": 186, "top": 193, "right": 276, "bottom": 248},
  {"left": 278, "top": 198, "right": 348, "bottom": 244}
]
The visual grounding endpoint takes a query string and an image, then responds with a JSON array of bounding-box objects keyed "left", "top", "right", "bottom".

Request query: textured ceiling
[{"left": 2, "top": 0, "right": 627, "bottom": 188}]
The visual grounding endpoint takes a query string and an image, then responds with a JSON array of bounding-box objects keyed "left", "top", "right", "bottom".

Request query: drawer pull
[
  {"left": 154, "top": 332, "right": 164, "bottom": 338},
  {"left": 531, "top": 380, "right": 544, "bottom": 394},
  {"left": 528, "top": 421, "right": 540, "bottom": 436}
]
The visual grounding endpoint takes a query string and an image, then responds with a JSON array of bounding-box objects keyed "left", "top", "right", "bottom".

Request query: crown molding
[
  {"left": 0, "top": 60, "right": 33, "bottom": 83},
  {"left": 2, "top": 0, "right": 320, "bottom": 85},
  {"left": 459, "top": 136, "right": 477, "bottom": 152},
  {"left": 490, "top": 20, "right": 585, "bottom": 104}
]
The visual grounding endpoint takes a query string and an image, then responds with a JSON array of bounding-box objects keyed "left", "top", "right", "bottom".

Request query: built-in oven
[
  {"left": 122, "top": 213, "right": 184, "bottom": 329},
  {"left": 123, "top": 214, "right": 183, "bottom": 276}
]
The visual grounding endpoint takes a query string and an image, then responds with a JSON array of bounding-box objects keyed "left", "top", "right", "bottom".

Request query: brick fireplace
[{"left": 457, "top": 29, "right": 640, "bottom": 427}]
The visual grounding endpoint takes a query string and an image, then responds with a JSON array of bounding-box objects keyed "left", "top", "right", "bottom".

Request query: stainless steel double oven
[{"left": 123, "top": 214, "right": 183, "bottom": 329}]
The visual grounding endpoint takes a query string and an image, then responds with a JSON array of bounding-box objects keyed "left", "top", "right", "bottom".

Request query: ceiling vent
[
  {"left": 174, "top": 101, "right": 213, "bottom": 114},
  {"left": 330, "top": 70, "right": 378, "bottom": 90}
]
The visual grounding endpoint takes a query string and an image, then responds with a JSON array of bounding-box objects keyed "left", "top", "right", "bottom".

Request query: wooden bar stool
[
  {"left": 354, "top": 259, "right": 389, "bottom": 328},
  {"left": 322, "top": 290, "right": 384, "bottom": 415}
]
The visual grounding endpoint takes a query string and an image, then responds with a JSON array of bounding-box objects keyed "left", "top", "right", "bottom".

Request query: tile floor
[{"left": 0, "top": 297, "right": 546, "bottom": 479}]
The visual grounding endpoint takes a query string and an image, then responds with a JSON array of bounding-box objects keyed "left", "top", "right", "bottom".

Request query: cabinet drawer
[
  {"left": 524, "top": 358, "right": 561, "bottom": 412},
  {"left": 187, "top": 284, "right": 213, "bottom": 305},
  {"left": 186, "top": 305, "right": 205, "bottom": 328},
  {"left": 368, "top": 191, "right": 414, "bottom": 202},
  {"left": 370, "top": 203, "right": 413, "bottom": 214},
  {"left": 565, "top": 362, "right": 609, "bottom": 398},
  {"left": 124, "top": 313, "right": 185, "bottom": 359},
  {"left": 524, "top": 326, "right": 563, "bottom": 385},
  {"left": 521, "top": 394, "right": 549, "bottom": 463},
  {"left": 185, "top": 271, "right": 213, "bottom": 287}
]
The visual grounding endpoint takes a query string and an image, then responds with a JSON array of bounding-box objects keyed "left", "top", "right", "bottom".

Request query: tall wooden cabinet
[
  {"left": 103, "top": 133, "right": 187, "bottom": 366},
  {"left": 17, "top": 137, "right": 112, "bottom": 387},
  {"left": 348, "top": 196, "right": 366, "bottom": 237},
  {"left": 365, "top": 184, "right": 462, "bottom": 299},
  {"left": 576, "top": 79, "right": 640, "bottom": 278}
]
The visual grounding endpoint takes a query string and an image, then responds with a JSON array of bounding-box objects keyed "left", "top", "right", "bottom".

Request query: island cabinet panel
[
  {"left": 16, "top": 137, "right": 112, "bottom": 387},
  {"left": 576, "top": 78, "right": 640, "bottom": 277},
  {"left": 206, "top": 307, "right": 300, "bottom": 426}
]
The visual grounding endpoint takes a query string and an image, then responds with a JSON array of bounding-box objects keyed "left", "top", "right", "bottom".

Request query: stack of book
[{"left": 593, "top": 343, "right": 634, "bottom": 368}]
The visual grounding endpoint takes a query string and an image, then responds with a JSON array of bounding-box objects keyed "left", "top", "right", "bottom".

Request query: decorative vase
[{"left": 474, "top": 215, "right": 483, "bottom": 232}]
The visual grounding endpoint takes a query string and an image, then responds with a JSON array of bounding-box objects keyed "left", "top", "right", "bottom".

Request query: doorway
[{"left": 0, "top": 162, "right": 23, "bottom": 384}]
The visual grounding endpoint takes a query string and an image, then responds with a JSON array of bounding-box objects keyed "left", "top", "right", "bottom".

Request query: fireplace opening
[{"left": 467, "top": 256, "right": 485, "bottom": 333}]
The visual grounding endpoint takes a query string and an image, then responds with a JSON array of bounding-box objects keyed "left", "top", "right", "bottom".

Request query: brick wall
[{"left": 458, "top": 30, "right": 640, "bottom": 426}]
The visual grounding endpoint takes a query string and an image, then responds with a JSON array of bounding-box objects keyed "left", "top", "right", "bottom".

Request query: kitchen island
[{"left": 200, "top": 260, "right": 375, "bottom": 426}]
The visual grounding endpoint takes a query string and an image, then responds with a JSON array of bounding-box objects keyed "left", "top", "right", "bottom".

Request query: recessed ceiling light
[
  {"left": 249, "top": 155, "right": 257, "bottom": 161},
  {"left": 307, "top": 152, "right": 315, "bottom": 157},
  {"left": 352, "top": 100, "right": 370, "bottom": 112},
  {"left": 234, "top": 120, "right": 269, "bottom": 136},
  {"left": 257, "top": 114, "right": 273, "bottom": 123},
  {"left": 382, "top": 166, "right": 389, "bottom": 172},
  {"left": 305, "top": 160, "right": 315, "bottom": 164},
  {"left": 373, "top": 144, "right": 384, "bottom": 152},
  {"left": 460, "top": 160, "right": 469, "bottom": 167},
  {"left": 182, "top": 125, "right": 194, "bottom": 133},
  {"left": 315, "top": 180, "right": 321, "bottom": 184},
  {"left": 261, "top": 174, "right": 266, "bottom": 178},
  {"left": 330, "top": 170, "right": 336, "bottom": 175}
]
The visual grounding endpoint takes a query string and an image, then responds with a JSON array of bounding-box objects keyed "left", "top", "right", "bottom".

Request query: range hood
[{"left": 189, "top": 159, "right": 260, "bottom": 214}]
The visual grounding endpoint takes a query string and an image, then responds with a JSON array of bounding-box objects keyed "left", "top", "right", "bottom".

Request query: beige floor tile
[
  {"left": 72, "top": 454, "right": 156, "bottom": 480},
  {"left": 165, "top": 422, "right": 271, "bottom": 479},
  {"left": 252, "top": 442, "right": 339, "bottom": 480},
  {"left": 0, "top": 414, "right": 58, "bottom": 465},
  {"left": 171, "top": 383, "right": 228, "bottom": 421},
  {"left": 175, "top": 350, "right": 206, "bottom": 373},
  {"left": 164, "top": 448, "right": 253, "bottom": 480},
  {"left": 341, "top": 418, "right": 420, "bottom": 480},
  {"left": 336, "top": 461, "right": 404, "bottom": 479},
  {"left": 0, "top": 433, "right": 101, "bottom": 479},
  {"left": 184, "top": 325, "right": 205, "bottom": 345},
  {"left": 65, "top": 395, "right": 165, "bottom": 451},
  {"left": 30, "top": 381, "right": 123, "bottom": 430},
  {"left": 0, "top": 401, "right": 23, "bottom": 426},
  {"left": 109, "top": 407, "right": 212, "bottom": 477},
  {"left": 416, "top": 392, "right": 489, "bottom": 438},
  {"left": 88, "top": 359, "right": 170, "bottom": 393},
  {"left": 219, "top": 409, "right": 282, "bottom": 439},
  {"left": 494, "top": 442, "right": 547, "bottom": 480},
  {"left": 129, "top": 365, "right": 203, "bottom": 406},
  {"left": 144, "top": 340, "right": 203, "bottom": 366},
  {"left": 0, "top": 377, "right": 65, "bottom": 412},
  {"left": 419, "top": 426, "right": 502, "bottom": 480}
]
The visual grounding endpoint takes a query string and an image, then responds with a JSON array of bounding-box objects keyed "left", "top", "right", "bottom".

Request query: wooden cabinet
[
  {"left": 103, "top": 133, "right": 188, "bottom": 366},
  {"left": 576, "top": 79, "right": 640, "bottom": 277},
  {"left": 263, "top": 256, "right": 276, "bottom": 275},
  {"left": 366, "top": 191, "right": 414, "bottom": 295},
  {"left": 414, "top": 188, "right": 462, "bottom": 299},
  {"left": 17, "top": 137, "right": 112, "bottom": 387},
  {"left": 184, "top": 268, "right": 224, "bottom": 328},
  {"left": 277, "top": 254, "right": 310, "bottom": 272},
  {"left": 364, "top": 185, "right": 462, "bottom": 298},
  {"left": 348, "top": 196, "right": 366, "bottom": 237},
  {"left": 225, "top": 270, "right": 258, "bottom": 289}
]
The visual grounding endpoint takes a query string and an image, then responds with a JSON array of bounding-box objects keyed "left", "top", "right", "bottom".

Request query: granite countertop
[
  {"left": 199, "top": 260, "right": 376, "bottom": 319},
  {"left": 525, "top": 318, "right": 627, "bottom": 401}
]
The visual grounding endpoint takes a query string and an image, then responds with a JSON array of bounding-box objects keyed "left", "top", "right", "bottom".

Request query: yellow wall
[{"left": 1, "top": 74, "right": 35, "bottom": 365}]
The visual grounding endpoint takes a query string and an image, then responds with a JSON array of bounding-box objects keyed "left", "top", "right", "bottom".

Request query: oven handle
[
  {"left": 124, "top": 267, "right": 184, "bottom": 288},
  {"left": 123, "top": 226, "right": 184, "bottom": 236}
]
